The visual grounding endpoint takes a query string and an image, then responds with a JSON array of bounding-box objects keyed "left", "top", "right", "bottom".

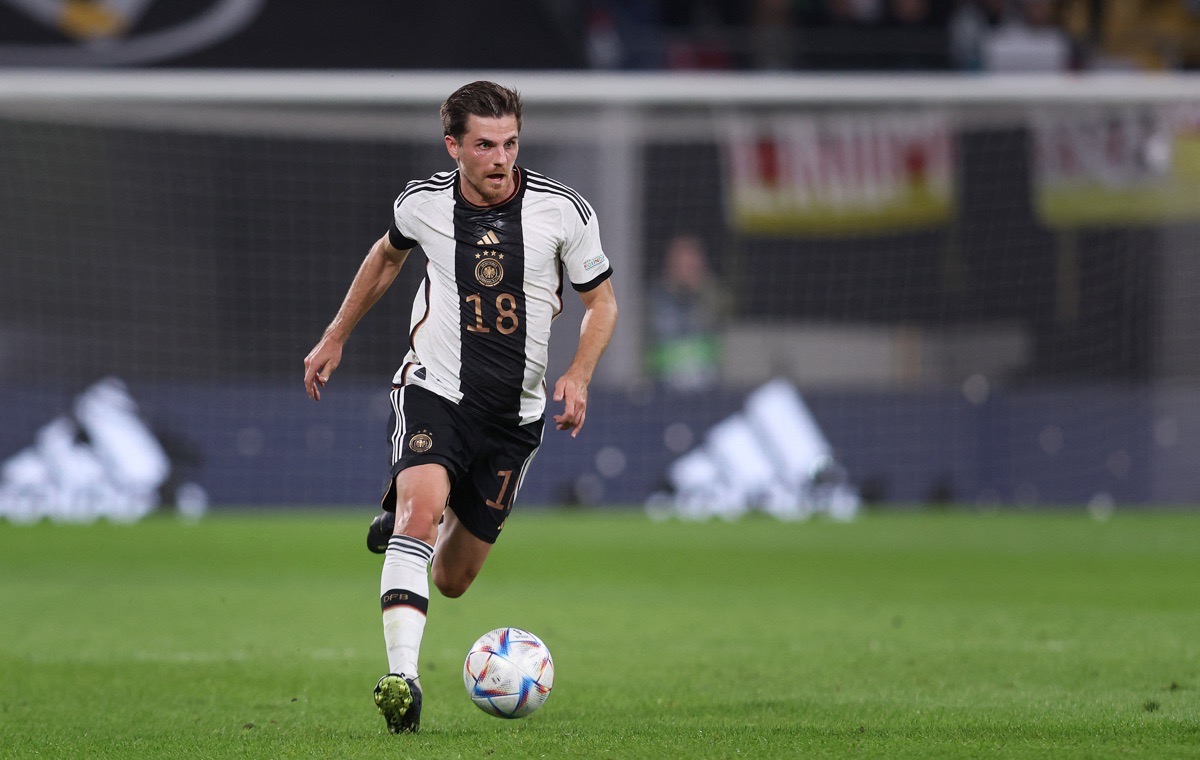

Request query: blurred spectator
[
  {"left": 659, "top": 0, "right": 751, "bottom": 68},
  {"left": 647, "top": 235, "right": 727, "bottom": 392},
  {"left": 978, "top": 0, "right": 1072, "bottom": 71},
  {"left": 750, "top": 0, "right": 797, "bottom": 69},
  {"left": 949, "top": 0, "right": 1008, "bottom": 70},
  {"left": 827, "top": 0, "right": 887, "bottom": 24},
  {"left": 884, "top": 0, "right": 953, "bottom": 69},
  {"left": 887, "top": 0, "right": 939, "bottom": 26},
  {"left": 586, "top": 1, "right": 666, "bottom": 69},
  {"left": 1060, "top": 0, "right": 1200, "bottom": 70},
  {"left": 588, "top": 0, "right": 1106, "bottom": 72}
]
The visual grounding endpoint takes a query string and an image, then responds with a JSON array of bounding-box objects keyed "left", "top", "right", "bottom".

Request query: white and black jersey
[{"left": 388, "top": 167, "right": 612, "bottom": 425}]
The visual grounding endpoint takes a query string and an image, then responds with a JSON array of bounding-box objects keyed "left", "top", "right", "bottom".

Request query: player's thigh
[
  {"left": 444, "top": 416, "right": 544, "bottom": 545},
  {"left": 432, "top": 418, "right": 540, "bottom": 598},
  {"left": 382, "top": 384, "right": 469, "bottom": 540},
  {"left": 431, "top": 508, "right": 494, "bottom": 598}
]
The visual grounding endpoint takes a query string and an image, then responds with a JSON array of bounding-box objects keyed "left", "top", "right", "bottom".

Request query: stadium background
[{"left": 2, "top": 0, "right": 1199, "bottom": 516}]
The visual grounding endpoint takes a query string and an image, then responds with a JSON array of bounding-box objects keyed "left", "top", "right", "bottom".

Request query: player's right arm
[{"left": 303, "top": 234, "right": 410, "bottom": 401}]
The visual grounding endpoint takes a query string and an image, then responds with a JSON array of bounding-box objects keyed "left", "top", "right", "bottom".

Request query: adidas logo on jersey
[{"left": 476, "top": 230, "right": 500, "bottom": 247}]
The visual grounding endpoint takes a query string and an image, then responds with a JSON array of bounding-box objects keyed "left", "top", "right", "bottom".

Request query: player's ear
[{"left": 445, "top": 134, "right": 459, "bottom": 160}]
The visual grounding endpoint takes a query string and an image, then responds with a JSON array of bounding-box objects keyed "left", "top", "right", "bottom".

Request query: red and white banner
[
  {"left": 1032, "top": 104, "right": 1200, "bottom": 227},
  {"left": 722, "top": 111, "right": 955, "bottom": 235}
]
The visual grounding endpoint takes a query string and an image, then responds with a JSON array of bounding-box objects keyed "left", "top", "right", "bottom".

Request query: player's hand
[
  {"left": 303, "top": 337, "right": 343, "bottom": 401},
  {"left": 552, "top": 373, "right": 589, "bottom": 438}
]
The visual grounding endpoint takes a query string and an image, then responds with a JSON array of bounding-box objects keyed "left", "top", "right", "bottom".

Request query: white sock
[{"left": 380, "top": 534, "right": 433, "bottom": 678}]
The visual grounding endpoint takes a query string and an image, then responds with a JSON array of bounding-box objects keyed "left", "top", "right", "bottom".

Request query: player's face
[{"left": 446, "top": 114, "right": 520, "bottom": 207}]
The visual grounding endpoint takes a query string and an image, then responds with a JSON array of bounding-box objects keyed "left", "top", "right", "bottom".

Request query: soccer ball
[{"left": 463, "top": 627, "right": 555, "bottom": 719}]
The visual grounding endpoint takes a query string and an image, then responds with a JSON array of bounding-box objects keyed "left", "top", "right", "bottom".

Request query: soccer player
[{"left": 302, "top": 81, "right": 618, "bottom": 734}]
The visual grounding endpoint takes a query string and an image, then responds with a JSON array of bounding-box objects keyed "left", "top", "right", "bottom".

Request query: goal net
[{"left": 1, "top": 71, "right": 1198, "bottom": 519}]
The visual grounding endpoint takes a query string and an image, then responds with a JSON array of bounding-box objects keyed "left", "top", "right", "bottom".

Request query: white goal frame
[{"left": 2, "top": 69, "right": 1197, "bottom": 386}]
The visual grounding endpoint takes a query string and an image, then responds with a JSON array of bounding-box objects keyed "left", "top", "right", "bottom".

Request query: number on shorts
[{"left": 485, "top": 470, "right": 513, "bottom": 510}]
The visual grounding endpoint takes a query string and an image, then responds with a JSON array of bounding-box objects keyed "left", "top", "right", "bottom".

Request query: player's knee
[
  {"left": 432, "top": 565, "right": 477, "bottom": 598},
  {"left": 390, "top": 465, "right": 450, "bottom": 544},
  {"left": 393, "top": 501, "right": 441, "bottom": 544}
]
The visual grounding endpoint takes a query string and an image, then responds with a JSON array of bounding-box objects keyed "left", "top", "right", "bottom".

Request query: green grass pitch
[{"left": 1, "top": 509, "right": 1197, "bottom": 758}]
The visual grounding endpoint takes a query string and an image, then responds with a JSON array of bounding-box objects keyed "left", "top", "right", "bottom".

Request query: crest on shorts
[
  {"left": 408, "top": 431, "right": 433, "bottom": 453},
  {"left": 475, "top": 256, "right": 504, "bottom": 287}
]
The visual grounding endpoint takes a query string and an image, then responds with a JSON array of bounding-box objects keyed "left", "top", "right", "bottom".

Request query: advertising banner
[
  {"left": 1032, "top": 104, "right": 1200, "bottom": 227},
  {"left": 723, "top": 111, "right": 955, "bottom": 235}
]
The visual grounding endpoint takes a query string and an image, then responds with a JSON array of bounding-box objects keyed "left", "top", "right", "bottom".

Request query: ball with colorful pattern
[{"left": 463, "top": 627, "right": 555, "bottom": 719}]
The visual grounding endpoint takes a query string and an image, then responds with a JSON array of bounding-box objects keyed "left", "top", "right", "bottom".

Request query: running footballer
[{"left": 302, "top": 80, "right": 618, "bottom": 734}]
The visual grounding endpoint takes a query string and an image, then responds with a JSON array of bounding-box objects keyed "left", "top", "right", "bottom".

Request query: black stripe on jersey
[
  {"left": 553, "top": 259, "right": 565, "bottom": 316},
  {"left": 396, "top": 171, "right": 456, "bottom": 207},
  {"left": 523, "top": 169, "right": 588, "bottom": 206},
  {"left": 453, "top": 190, "right": 527, "bottom": 421},
  {"left": 524, "top": 172, "right": 593, "bottom": 223}
]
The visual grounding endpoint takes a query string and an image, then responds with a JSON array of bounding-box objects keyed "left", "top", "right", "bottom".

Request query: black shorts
[{"left": 381, "top": 384, "right": 544, "bottom": 544}]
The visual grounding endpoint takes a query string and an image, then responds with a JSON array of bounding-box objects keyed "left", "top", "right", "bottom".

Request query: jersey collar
[{"left": 454, "top": 167, "right": 526, "bottom": 211}]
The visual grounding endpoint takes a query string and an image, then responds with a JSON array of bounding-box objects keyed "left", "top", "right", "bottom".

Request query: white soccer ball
[{"left": 463, "top": 627, "right": 555, "bottom": 719}]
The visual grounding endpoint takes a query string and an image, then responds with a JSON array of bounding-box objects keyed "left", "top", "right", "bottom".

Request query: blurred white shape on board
[
  {"left": 0, "top": 377, "right": 204, "bottom": 524},
  {"left": 649, "top": 378, "right": 859, "bottom": 522}
]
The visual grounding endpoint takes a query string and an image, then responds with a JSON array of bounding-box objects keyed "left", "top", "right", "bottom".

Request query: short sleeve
[
  {"left": 389, "top": 194, "right": 419, "bottom": 251},
  {"left": 561, "top": 209, "right": 613, "bottom": 292}
]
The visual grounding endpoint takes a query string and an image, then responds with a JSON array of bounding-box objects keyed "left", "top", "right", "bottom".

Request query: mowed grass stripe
[{"left": 0, "top": 510, "right": 1196, "bottom": 759}]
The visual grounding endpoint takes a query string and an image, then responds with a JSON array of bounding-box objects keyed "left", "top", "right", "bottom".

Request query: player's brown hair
[{"left": 440, "top": 81, "right": 523, "bottom": 142}]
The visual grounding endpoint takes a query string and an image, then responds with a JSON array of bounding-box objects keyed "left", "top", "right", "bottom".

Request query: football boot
[
  {"left": 374, "top": 673, "right": 422, "bottom": 734},
  {"left": 366, "top": 511, "right": 395, "bottom": 554}
]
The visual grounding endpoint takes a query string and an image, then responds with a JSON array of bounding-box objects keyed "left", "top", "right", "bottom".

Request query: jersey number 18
[{"left": 465, "top": 293, "right": 520, "bottom": 335}]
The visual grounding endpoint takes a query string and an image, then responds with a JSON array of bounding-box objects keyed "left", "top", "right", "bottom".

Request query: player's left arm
[{"left": 553, "top": 279, "right": 618, "bottom": 438}]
